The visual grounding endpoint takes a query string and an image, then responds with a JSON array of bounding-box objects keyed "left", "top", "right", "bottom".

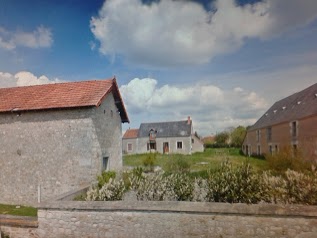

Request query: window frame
[
  {"left": 291, "top": 121, "right": 298, "bottom": 137},
  {"left": 127, "top": 143, "right": 133, "bottom": 152},
  {"left": 256, "top": 130, "right": 260, "bottom": 142},
  {"left": 102, "top": 157, "right": 109, "bottom": 171}
]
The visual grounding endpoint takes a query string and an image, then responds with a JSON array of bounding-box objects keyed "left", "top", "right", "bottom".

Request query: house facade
[
  {"left": 0, "top": 78, "right": 129, "bottom": 205},
  {"left": 123, "top": 117, "right": 204, "bottom": 155},
  {"left": 242, "top": 83, "right": 317, "bottom": 161}
]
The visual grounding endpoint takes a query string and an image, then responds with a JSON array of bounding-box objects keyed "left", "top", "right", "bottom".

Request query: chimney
[{"left": 187, "top": 116, "right": 191, "bottom": 125}]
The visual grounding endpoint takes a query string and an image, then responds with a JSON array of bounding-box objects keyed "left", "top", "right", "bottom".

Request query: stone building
[
  {"left": 242, "top": 83, "right": 317, "bottom": 161},
  {"left": 0, "top": 78, "right": 129, "bottom": 205},
  {"left": 123, "top": 117, "right": 204, "bottom": 155}
]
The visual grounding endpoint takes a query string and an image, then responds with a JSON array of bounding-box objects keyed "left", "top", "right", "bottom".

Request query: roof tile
[
  {"left": 250, "top": 83, "right": 317, "bottom": 130},
  {"left": 123, "top": 129, "right": 139, "bottom": 139},
  {"left": 0, "top": 78, "right": 129, "bottom": 123}
]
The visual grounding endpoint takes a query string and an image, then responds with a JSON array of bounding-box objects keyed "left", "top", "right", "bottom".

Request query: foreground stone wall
[
  {"left": 36, "top": 201, "right": 317, "bottom": 238},
  {"left": 0, "top": 215, "right": 38, "bottom": 238}
]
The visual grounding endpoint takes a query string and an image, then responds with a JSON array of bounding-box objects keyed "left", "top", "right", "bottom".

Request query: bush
[
  {"left": 265, "top": 146, "right": 311, "bottom": 173},
  {"left": 129, "top": 172, "right": 176, "bottom": 201},
  {"left": 263, "top": 169, "right": 317, "bottom": 205},
  {"left": 205, "top": 160, "right": 266, "bottom": 204},
  {"left": 97, "top": 171, "right": 116, "bottom": 189},
  {"left": 85, "top": 161, "right": 317, "bottom": 205},
  {"left": 142, "top": 153, "right": 156, "bottom": 172}
]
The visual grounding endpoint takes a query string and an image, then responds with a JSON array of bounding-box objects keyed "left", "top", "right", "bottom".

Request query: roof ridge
[
  {"left": 274, "top": 82, "right": 317, "bottom": 104},
  {"left": 140, "top": 119, "right": 188, "bottom": 125},
  {"left": 0, "top": 78, "right": 115, "bottom": 90}
]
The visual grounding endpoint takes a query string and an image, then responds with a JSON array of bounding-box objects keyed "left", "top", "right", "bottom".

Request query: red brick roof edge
[{"left": 0, "top": 77, "right": 129, "bottom": 123}]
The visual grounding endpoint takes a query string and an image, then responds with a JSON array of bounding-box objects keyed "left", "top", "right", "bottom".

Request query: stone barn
[{"left": 0, "top": 78, "right": 129, "bottom": 205}]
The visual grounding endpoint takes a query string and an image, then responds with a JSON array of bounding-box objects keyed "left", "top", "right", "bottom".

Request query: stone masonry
[
  {"left": 0, "top": 92, "right": 122, "bottom": 205},
  {"left": 35, "top": 201, "right": 317, "bottom": 238}
]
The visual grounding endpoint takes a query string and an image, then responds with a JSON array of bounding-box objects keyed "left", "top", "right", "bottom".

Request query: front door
[{"left": 163, "top": 142, "right": 169, "bottom": 154}]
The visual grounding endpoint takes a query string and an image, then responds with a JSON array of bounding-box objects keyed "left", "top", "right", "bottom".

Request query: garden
[{"left": 82, "top": 148, "right": 317, "bottom": 205}]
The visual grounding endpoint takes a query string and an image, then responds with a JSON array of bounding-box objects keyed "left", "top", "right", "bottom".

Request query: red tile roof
[
  {"left": 123, "top": 129, "right": 139, "bottom": 139},
  {"left": 0, "top": 78, "right": 129, "bottom": 123}
]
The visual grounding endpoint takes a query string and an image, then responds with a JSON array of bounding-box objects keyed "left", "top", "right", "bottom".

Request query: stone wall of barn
[{"left": 0, "top": 92, "right": 122, "bottom": 205}]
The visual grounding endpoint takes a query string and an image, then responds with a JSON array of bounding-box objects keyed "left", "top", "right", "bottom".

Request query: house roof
[
  {"left": 123, "top": 129, "right": 139, "bottom": 139},
  {"left": 0, "top": 78, "right": 129, "bottom": 123},
  {"left": 250, "top": 83, "right": 317, "bottom": 130},
  {"left": 138, "top": 119, "right": 192, "bottom": 138}
]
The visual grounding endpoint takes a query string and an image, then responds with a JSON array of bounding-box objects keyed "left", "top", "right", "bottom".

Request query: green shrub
[
  {"left": 142, "top": 153, "right": 156, "bottom": 172},
  {"left": 97, "top": 171, "right": 116, "bottom": 189},
  {"left": 129, "top": 172, "right": 175, "bottom": 201},
  {"left": 263, "top": 169, "right": 317, "bottom": 205},
  {"left": 265, "top": 146, "right": 311, "bottom": 173},
  {"left": 206, "top": 160, "right": 266, "bottom": 204},
  {"left": 86, "top": 178, "right": 126, "bottom": 201},
  {"left": 86, "top": 161, "right": 317, "bottom": 205}
]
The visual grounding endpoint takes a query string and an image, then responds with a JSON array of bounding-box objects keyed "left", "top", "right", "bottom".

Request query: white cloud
[
  {"left": 91, "top": 0, "right": 317, "bottom": 67},
  {"left": 120, "top": 78, "right": 268, "bottom": 135},
  {"left": 0, "top": 26, "right": 53, "bottom": 50},
  {"left": 0, "top": 71, "right": 61, "bottom": 88}
]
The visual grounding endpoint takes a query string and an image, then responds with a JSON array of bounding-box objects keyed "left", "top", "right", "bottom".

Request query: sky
[{"left": 0, "top": 0, "right": 317, "bottom": 136}]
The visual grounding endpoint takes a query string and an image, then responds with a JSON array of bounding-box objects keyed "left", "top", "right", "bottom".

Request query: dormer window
[{"left": 149, "top": 129, "right": 157, "bottom": 141}]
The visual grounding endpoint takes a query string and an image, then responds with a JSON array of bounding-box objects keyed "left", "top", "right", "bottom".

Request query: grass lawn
[
  {"left": 123, "top": 148, "right": 268, "bottom": 173},
  {"left": 0, "top": 204, "right": 37, "bottom": 217}
]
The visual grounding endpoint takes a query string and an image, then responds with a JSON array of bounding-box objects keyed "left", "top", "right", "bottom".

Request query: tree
[
  {"left": 230, "top": 126, "right": 247, "bottom": 147},
  {"left": 215, "top": 131, "right": 230, "bottom": 145}
]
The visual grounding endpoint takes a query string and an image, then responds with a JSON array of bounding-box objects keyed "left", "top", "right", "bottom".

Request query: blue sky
[{"left": 1, "top": 0, "right": 317, "bottom": 135}]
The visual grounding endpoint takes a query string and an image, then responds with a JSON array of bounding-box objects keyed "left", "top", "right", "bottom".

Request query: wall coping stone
[
  {"left": 48, "top": 184, "right": 91, "bottom": 202},
  {"left": 38, "top": 201, "right": 317, "bottom": 219},
  {"left": 0, "top": 215, "right": 38, "bottom": 228}
]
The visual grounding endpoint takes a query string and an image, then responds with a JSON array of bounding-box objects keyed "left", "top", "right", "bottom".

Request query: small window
[
  {"left": 257, "top": 145, "right": 261, "bottom": 155},
  {"left": 177, "top": 141, "right": 183, "bottom": 149},
  {"left": 149, "top": 129, "right": 157, "bottom": 141},
  {"left": 256, "top": 130, "right": 260, "bottom": 142},
  {"left": 192, "top": 138, "right": 194, "bottom": 144},
  {"left": 102, "top": 157, "right": 109, "bottom": 171},
  {"left": 127, "top": 143, "right": 132, "bottom": 151},
  {"left": 292, "top": 121, "right": 297, "bottom": 137},
  {"left": 269, "top": 145, "right": 273, "bottom": 155},
  {"left": 275, "top": 145, "right": 278, "bottom": 153}
]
